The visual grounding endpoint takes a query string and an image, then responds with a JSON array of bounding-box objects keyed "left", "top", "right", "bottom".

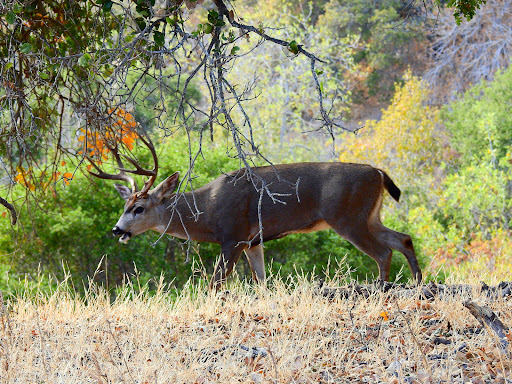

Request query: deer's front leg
[
  {"left": 210, "top": 241, "right": 245, "bottom": 291},
  {"left": 244, "top": 244, "right": 266, "bottom": 285}
]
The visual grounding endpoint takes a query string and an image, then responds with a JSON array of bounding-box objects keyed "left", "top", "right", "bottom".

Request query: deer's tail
[{"left": 378, "top": 169, "right": 401, "bottom": 202}]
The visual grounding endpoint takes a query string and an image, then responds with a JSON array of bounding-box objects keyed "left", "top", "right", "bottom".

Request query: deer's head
[
  {"left": 112, "top": 172, "right": 179, "bottom": 243},
  {"left": 88, "top": 133, "right": 179, "bottom": 243}
]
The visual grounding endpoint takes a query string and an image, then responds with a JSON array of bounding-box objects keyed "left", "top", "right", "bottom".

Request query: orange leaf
[
  {"left": 61, "top": 161, "right": 66, "bottom": 166},
  {"left": 63, "top": 172, "right": 73, "bottom": 179},
  {"left": 379, "top": 311, "right": 389, "bottom": 321}
]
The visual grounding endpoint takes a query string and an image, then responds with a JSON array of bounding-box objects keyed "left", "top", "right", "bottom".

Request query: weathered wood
[
  {"left": 463, "top": 300, "right": 510, "bottom": 355},
  {"left": 198, "top": 344, "right": 268, "bottom": 363}
]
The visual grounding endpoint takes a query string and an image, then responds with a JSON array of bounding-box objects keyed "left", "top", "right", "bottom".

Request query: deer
[{"left": 88, "top": 135, "right": 422, "bottom": 290}]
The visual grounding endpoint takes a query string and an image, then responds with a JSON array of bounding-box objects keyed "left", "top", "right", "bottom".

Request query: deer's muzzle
[
  {"left": 112, "top": 226, "right": 132, "bottom": 243},
  {"left": 112, "top": 226, "right": 125, "bottom": 236}
]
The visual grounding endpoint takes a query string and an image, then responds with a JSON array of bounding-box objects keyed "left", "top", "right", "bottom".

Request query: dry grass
[{"left": 0, "top": 274, "right": 511, "bottom": 384}]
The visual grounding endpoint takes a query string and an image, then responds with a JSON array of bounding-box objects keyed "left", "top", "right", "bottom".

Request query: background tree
[
  {"left": 319, "top": 0, "right": 428, "bottom": 105},
  {"left": 338, "top": 72, "right": 443, "bottom": 188},
  {"left": 425, "top": 0, "right": 512, "bottom": 100}
]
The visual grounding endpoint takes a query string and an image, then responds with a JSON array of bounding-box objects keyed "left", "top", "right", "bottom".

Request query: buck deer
[{"left": 89, "top": 136, "right": 422, "bottom": 290}]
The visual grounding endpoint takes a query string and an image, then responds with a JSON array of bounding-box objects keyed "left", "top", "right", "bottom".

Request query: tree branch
[
  {"left": 213, "top": 0, "right": 327, "bottom": 64},
  {"left": 0, "top": 197, "right": 17, "bottom": 225}
]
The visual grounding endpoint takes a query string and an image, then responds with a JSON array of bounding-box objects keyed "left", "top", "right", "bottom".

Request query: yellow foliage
[
  {"left": 338, "top": 71, "right": 442, "bottom": 186},
  {"left": 14, "top": 166, "right": 35, "bottom": 191}
]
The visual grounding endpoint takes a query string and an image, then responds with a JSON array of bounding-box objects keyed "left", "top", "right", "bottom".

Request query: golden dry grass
[{"left": 0, "top": 274, "right": 511, "bottom": 383}]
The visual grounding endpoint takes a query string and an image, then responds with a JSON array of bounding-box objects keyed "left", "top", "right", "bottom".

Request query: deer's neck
[{"left": 155, "top": 191, "right": 216, "bottom": 243}]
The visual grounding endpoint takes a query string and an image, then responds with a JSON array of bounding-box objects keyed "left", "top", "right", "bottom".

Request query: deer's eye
[{"left": 134, "top": 206, "right": 144, "bottom": 215}]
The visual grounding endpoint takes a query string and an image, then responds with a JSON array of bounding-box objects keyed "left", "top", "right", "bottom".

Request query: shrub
[
  {"left": 442, "top": 65, "right": 512, "bottom": 166},
  {"left": 338, "top": 71, "right": 442, "bottom": 189}
]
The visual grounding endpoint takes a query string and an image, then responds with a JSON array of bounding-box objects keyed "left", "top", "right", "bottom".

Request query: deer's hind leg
[
  {"left": 373, "top": 227, "right": 422, "bottom": 282},
  {"left": 331, "top": 222, "right": 394, "bottom": 281}
]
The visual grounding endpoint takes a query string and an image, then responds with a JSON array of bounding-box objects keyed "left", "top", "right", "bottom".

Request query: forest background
[{"left": 0, "top": 0, "right": 511, "bottom": 293}]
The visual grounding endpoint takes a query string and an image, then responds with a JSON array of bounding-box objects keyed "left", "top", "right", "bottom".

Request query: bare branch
[
  {"left": 425, "top": 0, "right": 512, "bottom": 99},
  {"left": 0, "top": 197, "right": 17, "bottom": 225}
]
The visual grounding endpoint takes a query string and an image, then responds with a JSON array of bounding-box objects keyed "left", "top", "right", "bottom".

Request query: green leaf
[
  {"left": 103, "top": 66, "right": 113, "bottom": 77},
  {"left": 40, "top": 73, "right": 49, "bottom": 80},
  {"left": 102, "top": 1, "right": 113, "bottom": 12},
  {"left": 207, "top": 10, "right": 219, "bottom": 24},
  {"left": 135, "top": 3, "right": 149, "bottom": 17},
  {"left": 315, "top": 70, "right": 324, "bottom": 76},
  {"left": 203, "top": 23, "right": 214, "bottom": 34},
  {"left": 135, "top": 17, "right": 146, "bottom": 31},
  {"left": 5, "top": 63, "right": 13, "bottom": 70},
  {"left": 78, "top": 53, "right": 91, "bottom": 67},
  {"left": 19, "top": 43, "right": 32, "bottom": 54},
  {"left": 230, "top": 46, "right": 240, "bottom": 56},
  {"left": 6, "top": 11, "right": 16, "bottom": 25},
  {"left": 125, "top": 33, "right": 135, "bottom": 43},
  {"left": 153, "top": 31, "right": 165, "bottom": 47},
  {"left": 288, "top": 40, "right": 299, "bottom": 55}
]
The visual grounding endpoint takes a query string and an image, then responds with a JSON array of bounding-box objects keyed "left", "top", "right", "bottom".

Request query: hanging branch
[
  {"left": 0, "top": 197, "right": 16, "bottom": 225},
  {"left": 211, "top": 0, "right": 348, "bottom": 142}
]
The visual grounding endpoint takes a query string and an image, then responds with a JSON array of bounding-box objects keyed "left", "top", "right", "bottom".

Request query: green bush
[{"left": 442, "top": 65, "right": 512, "bottom": 166}]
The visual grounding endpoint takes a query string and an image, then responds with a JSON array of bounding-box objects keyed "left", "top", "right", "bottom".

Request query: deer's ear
[
  {"left": 153, "top": 172, "right": 180, "bottom": 200},
  {"left": 114, "top": 184, "right": 132, "bottom": 202}
]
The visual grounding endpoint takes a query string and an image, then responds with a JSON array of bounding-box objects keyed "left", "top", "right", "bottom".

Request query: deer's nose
[{"left": 112, "top": 226, "right": 125, "bottom": 236}]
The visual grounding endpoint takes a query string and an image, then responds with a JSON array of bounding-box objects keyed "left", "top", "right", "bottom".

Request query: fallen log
[
  {"left": 463, "top": 300, "right": 510, "bottom": 356},
  {"left": 318, "top": 281, "right": 512, "bottom": 301}
]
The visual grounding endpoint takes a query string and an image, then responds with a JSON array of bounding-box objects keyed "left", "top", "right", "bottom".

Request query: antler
[
  {"left": 87, "top": 132, "right": 159, "bottom": 197},
  {"left": 87, "top": 139, "right": 139, "bottom": 193},
  {"left": 120, "top": 134, "right": 158, "bottom": 198}
]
